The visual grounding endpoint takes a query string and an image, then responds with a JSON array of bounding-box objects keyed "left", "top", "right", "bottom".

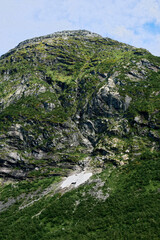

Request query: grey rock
[
  {"left": 127, "top": 70, "right": 145, "bottom": 80},
  {"left": 124, "top": 95, "right": 132, "bottom": 110},
  {"left": 88, "top": 178, "right": 109, "bottom": 201},
  {"left": 0, "top": 198, "right": 16, "bottom": 212},
  {"left": 141, "top": 59, "right": 160, "bottom": 72}
]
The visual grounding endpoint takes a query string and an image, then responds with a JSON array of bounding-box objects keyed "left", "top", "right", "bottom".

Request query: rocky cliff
[
  {"left": 0, "top": 30, "right": 159, "bottom": 180},
  {"left": 0, "top": 30, "right": 160, "bottom": 240}
]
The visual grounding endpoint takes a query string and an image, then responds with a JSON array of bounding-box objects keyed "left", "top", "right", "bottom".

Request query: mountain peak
[
  {"left": 16, "top": 30, "right": 102, "bottom": 48},
  {"left": 0, "top": 30, "right": 102, "bottom": 60}
]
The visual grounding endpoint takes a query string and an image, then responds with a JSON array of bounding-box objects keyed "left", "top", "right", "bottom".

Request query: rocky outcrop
[{"left": 0, "top": 30, "right": 159, "bottom": 180}]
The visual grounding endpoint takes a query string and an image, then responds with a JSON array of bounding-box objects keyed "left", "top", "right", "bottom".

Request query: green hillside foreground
[
  {"left": 0, "top": 151, "right": 160, "bottom": 240},
  {"left": 0, "top": 30, "right": 160, "bottom": 239}
]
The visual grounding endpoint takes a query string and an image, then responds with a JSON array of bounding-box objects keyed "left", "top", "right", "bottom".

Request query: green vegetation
[
  {"left": 0, "top": 151, "right": 159, "bottom": 239},
  {"left": 121, "top": 71, "right": 160, "bottom": 122},
  {"left": 0, "top": 31, "right": 160, "bottom": 239},
  {"left": 1, "top": 34, "right": 157, "bottom": 131},
  {"left": 0, "top": 176, "right": 60, "bottom": 201}
]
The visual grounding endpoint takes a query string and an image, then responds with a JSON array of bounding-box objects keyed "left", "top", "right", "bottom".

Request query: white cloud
[
  {"left": 111, "top": 26, "right": 135, "bottom": 41},
  {"left": 132, "top": 0, "right": 160, "bottom": 24}
]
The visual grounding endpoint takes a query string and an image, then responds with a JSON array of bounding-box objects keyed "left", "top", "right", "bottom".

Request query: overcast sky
[{"left": 0, "top": 0, "right": 160, "bottom": 57}]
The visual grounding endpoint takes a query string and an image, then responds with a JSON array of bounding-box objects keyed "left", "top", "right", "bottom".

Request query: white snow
[{"left": 60, "top": 171, "right": 92, "bottom": 189}]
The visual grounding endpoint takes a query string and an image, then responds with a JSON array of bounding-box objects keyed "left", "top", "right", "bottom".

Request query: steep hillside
[{"left": 0, "top": 30, "right": 160, "bottom": 239}]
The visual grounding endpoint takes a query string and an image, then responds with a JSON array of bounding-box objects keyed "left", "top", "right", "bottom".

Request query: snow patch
[{"left": 60, "top": 171, "right": 92, "bottom": 189}]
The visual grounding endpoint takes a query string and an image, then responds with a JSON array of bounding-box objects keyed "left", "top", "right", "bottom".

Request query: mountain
[{"left": 0, "top": 30, "right": 160, "bottom": 239}]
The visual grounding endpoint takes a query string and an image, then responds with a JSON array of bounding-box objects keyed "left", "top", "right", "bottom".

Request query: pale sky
[{"left": 0, "top": 0, "right": 160, "bottom": 57}]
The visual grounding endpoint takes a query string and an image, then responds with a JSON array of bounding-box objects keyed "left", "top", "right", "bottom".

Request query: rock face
[{"left": 0, "top": 30, "right": 160, "bottom": 180}]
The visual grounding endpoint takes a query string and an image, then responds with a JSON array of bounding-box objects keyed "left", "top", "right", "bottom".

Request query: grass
[
  {"left": 0, "top": 176, "right": 60, "bottom": 201},
  {"left": 0, "top": 150, "right": 159, "bottom": 239}
]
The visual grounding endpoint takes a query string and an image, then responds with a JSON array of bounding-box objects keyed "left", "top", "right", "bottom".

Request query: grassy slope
[
  {"left": 0, "top": 151, "right": 160, "bottom": 240},
  {"left": 0, "top": 36, "right": 159, "bottom": 131},
  {"left": 0, "top": 38, "right": 151, "bottom": 122}
]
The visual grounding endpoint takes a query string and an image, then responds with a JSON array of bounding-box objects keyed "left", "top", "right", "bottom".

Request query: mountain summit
[
  {"left": 0, "top": 30, "right": 160, "bottom": 239},
  {"left": 1, "top": 30, "right": 102, "bottom": 58}
]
